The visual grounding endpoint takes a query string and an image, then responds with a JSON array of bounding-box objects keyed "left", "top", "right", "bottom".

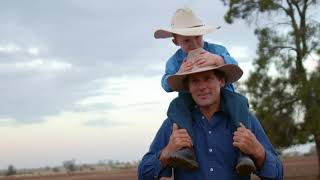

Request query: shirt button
[
  {"left": 202, "top": 116, "right": 205, "bottom": 119},
  {"left": 209, "top": 148, "right": 213, "bottom": 152},
  {"left": 210, "top": 168, "right": 214, "bottom": 172},
  {"left": 208, "top": 131, "right": 212, "bottom": 134}
]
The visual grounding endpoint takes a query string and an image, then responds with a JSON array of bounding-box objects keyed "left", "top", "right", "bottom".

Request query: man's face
[
  {"left": 173, "top": 35, "right": 204, "bottom": 53},
  {"left": 188, "top": 71, "right": 225, "bottom": 108}
]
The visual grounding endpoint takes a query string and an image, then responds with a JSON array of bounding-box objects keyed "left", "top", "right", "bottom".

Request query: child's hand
[
  {"left": 194, "top": 51, "right": 224, "bottom": 67},
  {"left": 177, "top": 59, "right": 193, "bottom": 73}
]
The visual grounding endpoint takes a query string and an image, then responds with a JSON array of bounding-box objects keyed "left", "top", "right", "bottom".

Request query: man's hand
[
  {"left": 160, "top": 123, "right": 193, "bottom": 166},
  {"left": 233, "top": 123, "right": 266, "bottom": 168},
  {"left": 194, "top": 51, "right": 224, "bottom": 67}
]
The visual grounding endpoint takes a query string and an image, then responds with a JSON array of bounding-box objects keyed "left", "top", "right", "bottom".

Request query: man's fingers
[
  {"left": 172, "top": 123, "right": 178, "bottom": 131},
  {"left": 173, "top": 129, "right": 192, "bottom": 139},
  {"left": 176, "top": 138, "right": 193, "bottom": 148}
]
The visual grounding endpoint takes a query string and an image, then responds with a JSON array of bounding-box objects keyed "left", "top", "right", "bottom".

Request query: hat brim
[
  {"left": 167, "top": 64, "right": 243, "bottom": 91},
  {"left": 154, "top": 25, "right": 218, "bottom": 39}
]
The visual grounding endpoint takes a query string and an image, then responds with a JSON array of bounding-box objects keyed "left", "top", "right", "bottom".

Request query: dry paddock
[{"left": 0, "top": 155, "right": 318, "bottom": 180}]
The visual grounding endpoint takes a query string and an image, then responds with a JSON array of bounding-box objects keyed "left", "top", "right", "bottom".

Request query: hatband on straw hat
[{"left": 154, "top": 8, "right": 220, "bottom": 39}]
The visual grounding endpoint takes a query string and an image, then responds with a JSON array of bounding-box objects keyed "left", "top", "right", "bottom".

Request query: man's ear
[
  {"left": 220, "top": 79, "right": 226, "bottom": 88},
  {"left": 172, "top": 38, "right": 179, "bottom": 46}
]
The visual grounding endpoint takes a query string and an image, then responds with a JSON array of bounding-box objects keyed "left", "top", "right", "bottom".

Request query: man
[
  {"left": 156, "top": 7, "right": 256, "bottom": 174},
  {"left": 138, "top": 52, "right": 283, "bottom": 180}
]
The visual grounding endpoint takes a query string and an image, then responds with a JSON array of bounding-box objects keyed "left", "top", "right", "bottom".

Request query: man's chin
[{"left": 195, "top": 101, "right": 212, "bottom": 107}]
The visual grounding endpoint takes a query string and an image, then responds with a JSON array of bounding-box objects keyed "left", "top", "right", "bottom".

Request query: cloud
[
  {"left": 84, "top": 118, "right": 125, "bottom": 128},
  {"left": 229, "top": 46, "right": 255, "bottom": 63},
  {"left": 304, "top": 53, "right": 319, "bottom": 73},
  {"left": 0, "top": 43, "right": 21, "bottom": 54},
  {"left": 0, "top": 0, "right": 257, "bottom": 125},
  {"left": 0, "top": 59, "right": 72, "bottom": 73}
]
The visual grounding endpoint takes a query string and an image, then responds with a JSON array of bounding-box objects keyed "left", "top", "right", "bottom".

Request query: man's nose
[{"left": 198, "top": 81, "right": 207, "bottom": 90}]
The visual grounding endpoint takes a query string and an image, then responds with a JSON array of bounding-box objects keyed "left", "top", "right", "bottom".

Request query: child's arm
[
  {"left": 161, "top": 55, "right": 180, "bottom": 92},
  {"left": 208, "top": 44, "right": 238, "bottom": 65},
  {"left": 194, "top": 51, "right": 225, "bottom": 67}
]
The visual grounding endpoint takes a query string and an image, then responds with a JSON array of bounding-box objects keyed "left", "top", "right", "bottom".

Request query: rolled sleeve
[
  {"left": 138, "top": 151, "right": 172, "bottom": 180},
  {"left": 250, "top": 114, "right": 284, "bottom": 180},
  {"left": 220, "top": 52, "right": 238, "bottom": 65},
  {"left": 205, "top": 42, "right": 238, "bottom": 65},
  {"left": 161, "top": 54, "right": 181, "bottom": 92},
  {"left": 256, "top": 150, "right": 283, "bottom": 179},
  {"left": 138, "top": 119, "right": 173, "bottom": 180},
  {"left": 161, "top": 74, "right": 172, "bottom": 92}
]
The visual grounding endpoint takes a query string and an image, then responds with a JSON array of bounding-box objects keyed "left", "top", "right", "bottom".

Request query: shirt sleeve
[
  {"left": 161, "top": 54, "right": 180, "bottom": 92},
  {"left": 138, "top": 119, "right": 173, "bottom": 180},
  {"left": 209, "top": 44, "right": 238, "bottom": 65},
  {"left": 206, "top": 43, "right": 238, "bottom": 92},
  {"left": 250, "top": 114, "right": 284, "bottom": 180}
]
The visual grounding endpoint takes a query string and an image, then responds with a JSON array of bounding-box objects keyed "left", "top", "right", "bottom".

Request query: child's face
[{"left": 172, "top": 35, "right": 204, "bottom": 53}]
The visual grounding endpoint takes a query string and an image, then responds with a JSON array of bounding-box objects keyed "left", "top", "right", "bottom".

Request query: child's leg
[
  {"left": 166, "top": 92, "right": 198, "bottom": 170},
  {"left": 167, "top": 92, "right": 195, "bottom": 141},
  {"left": 221, "top": 88, "right": 251, "bottom": 130},
  {"left": 221, "top": 88, "right": 256, "bottom": 175}
]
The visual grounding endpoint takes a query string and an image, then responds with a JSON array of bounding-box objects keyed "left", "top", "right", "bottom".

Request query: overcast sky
[{"left": 0, "top": 0, "right": 279, "bottom": 169}]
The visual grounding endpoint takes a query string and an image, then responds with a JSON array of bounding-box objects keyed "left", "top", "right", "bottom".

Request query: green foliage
[
  {"left": 52, "top": 167, "right": 60, "bottom": 172},
  {"left": 63, "top": 160, "right": 77, "bottom": 173},
  {"left": 6, "top": 165, "right": 17, "bottom": 176},
  {"left": 221, "top": 0, "right": 320, "bottom": 151},
  {"left": 223, "top": 0, "right": 281, "bottom": 23}
]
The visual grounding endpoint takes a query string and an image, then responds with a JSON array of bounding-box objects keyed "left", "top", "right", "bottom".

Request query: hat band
[
  {"left": 171, "top": 24, "right": 205, "bottom": 28},
  {"left": 189, "top": 25, "right": 204, "bottom": 28}
]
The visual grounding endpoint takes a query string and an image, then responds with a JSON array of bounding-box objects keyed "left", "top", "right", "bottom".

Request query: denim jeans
[{"left": 167, "top": 88, "right": 250, "bottom": 143}]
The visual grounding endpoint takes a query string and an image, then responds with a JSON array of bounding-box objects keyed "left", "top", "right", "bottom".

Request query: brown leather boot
[
  {"left": 166, "top": 147, "right": 198, "bottom": 170},
  {"left": 236, "top": 152, "right": 256, "bottom": 176}
]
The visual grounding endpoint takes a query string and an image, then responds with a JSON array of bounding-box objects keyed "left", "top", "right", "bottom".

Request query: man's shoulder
[
  {"left": 158, "top": 118, "right": 173, "bottom": 131},
  {"left": 154, "top": 118, "right": 173, "bottom": 139},
  {"left": 162, "top": 118, "right": 172, "bottom": 124}
]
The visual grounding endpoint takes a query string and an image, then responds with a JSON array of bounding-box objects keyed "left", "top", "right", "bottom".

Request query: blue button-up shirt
[
  {"left": 161, "top": 41, "right": 238, "bottom": 92},
  {"left": 138, "top": 107, "right": 283, "bottom": 180}
]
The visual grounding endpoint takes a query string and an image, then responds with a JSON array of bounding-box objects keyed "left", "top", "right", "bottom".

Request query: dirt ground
[{"left": 0, "top": 155, "right": 318, "bottom": 180}]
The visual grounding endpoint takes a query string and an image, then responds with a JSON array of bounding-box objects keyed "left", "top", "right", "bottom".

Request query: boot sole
[
  {"left": 236, "top": 163, "right": 256, "bottom": 176},
  {"left": 167, "top": 155, "right": 198, "bottom": 170}
]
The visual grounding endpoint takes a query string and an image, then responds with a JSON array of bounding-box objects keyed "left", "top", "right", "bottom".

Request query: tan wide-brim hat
[
  {"left": 154, "top": 8, "right": 220, "bottom": 39},
  {"left": 167, "top": 48, "right": 243, "bottom": 91}
]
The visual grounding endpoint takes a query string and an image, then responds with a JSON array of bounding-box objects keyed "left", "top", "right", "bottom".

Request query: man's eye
[
  {"left": 190, "top": 79, "right": 198, "bottom": 84},
  {"left": 206, "top": 77, "right": 214, "bottom": 81}
]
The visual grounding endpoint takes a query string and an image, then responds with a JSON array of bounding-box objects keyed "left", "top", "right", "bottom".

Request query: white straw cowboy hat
[
  {"left": 154, "top": 8, "right": 220, "bottom": 39},
  {"left": 167, "top": 48, "right": 243, "bottom": 91}
]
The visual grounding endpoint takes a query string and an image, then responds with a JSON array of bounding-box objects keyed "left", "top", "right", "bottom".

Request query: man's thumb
[{"left": 172, "top": 123, "right": 178, "bottom": 131}]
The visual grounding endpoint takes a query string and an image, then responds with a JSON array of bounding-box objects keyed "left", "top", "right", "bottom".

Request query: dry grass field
[{"left": 0, "top": 155, "right": 318, "bottom": 180}]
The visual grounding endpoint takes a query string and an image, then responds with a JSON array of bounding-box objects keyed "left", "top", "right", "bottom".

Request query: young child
[{"left": 154, "top": 8, "right": 256, "bottom": 175}]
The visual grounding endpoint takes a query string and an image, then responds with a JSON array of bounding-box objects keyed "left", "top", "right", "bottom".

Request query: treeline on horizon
[{"left": 0, "top": 159, "right": 140, "bottom": 177}]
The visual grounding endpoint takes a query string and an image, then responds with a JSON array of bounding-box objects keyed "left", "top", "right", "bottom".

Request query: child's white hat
[{"left": 154, "top": 8, "right": 220, "bottom": 39}]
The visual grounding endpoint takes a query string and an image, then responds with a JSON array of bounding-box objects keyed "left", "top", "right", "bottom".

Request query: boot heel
[{"left": 236, "top": 152, "right": 256, "bottom": 176}]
